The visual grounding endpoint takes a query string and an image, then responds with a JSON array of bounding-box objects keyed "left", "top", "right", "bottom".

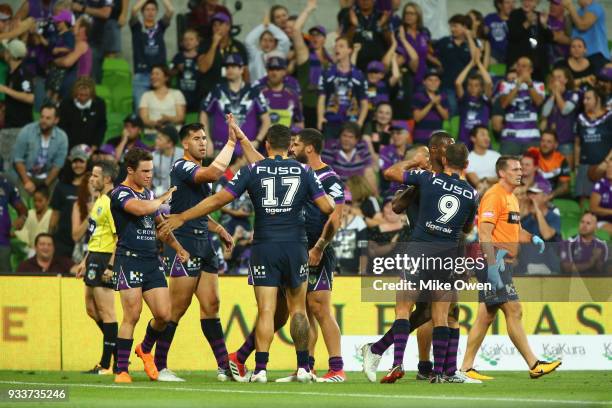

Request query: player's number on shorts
[
  {"left": 261, "top": 176, "right": 301, "bottom": 207},
  {"left": 436, "top": 194, "right": 460, "bottom": 224}
]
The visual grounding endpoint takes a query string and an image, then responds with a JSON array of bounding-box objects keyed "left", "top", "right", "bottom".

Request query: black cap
[
  {"left": 124, "top": 113, "right": 143, "bottom": 128},
  {"left": 424, "top": 67, "right": 442, "bottom": 79},
  {"left": 223, "top": 53, "right": 245, "bottom": 67},
  {"left": 159, "top": 125, "right": 179, "bottom": 145}
]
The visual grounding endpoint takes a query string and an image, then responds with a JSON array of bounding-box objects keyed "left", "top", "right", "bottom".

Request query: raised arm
[
  {"left": 563, "top": 0, "right": 598, "bottom": 31},
  {"left": 227, "top": 113, "right": 265, "bottom": 163},
  {"left": 161, "top": 0, "right": 174, "bottom": 21},
  {"left": 455, "top": 59, "right": 475, "bottom": 99},
  {"left": 123, "top": 186, "right": 175, "bottom": 217}
]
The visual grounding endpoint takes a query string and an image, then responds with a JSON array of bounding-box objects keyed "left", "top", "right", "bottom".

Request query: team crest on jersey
[
  {"left": 142, "top": 216, "right": 155, "bottom": 229},
  {"left": 87, "top": 269, "right": 96, "bottom": 280}
]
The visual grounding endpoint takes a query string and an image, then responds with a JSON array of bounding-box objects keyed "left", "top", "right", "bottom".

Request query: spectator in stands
[
  {"left": 384, "top": 27, "right": 416, "bottom": 127},
  {"left": 292, "top": 0, "right": 332, "bottom": 129},
  {"left": 366, "top": 195, "right": 410, "bottom": 272},
  {"left": 590, "top": 158, "right": 612, "bottom": 235},
  {"left": 255, "top": 56, "right": 303, "bottom": 129},
  {"left": 49, "top": 144, "right": 90, "bottom": 258},
  {"left": 58, "top": 76, "right": 107, "bottom": 149},
  {"left": 575, "top": 88, "right": 612, "bottom": 206},
  {"left": 541, "top": 66, "right": 579, "bottom": 166},
  {"left": 253, "top": 51, "right": 301, "bottom": 95},
  {"left": 412, "top": 68, "right": 449, "bottom": 145},
  {"left": 507, "top": 0, "right": 553, "bottom": 81},
  {"left": 363, "top": 101, "right": 393, "bottom": 155},
  {"left": 362, "top": 59, "right": 399, "bottom": 120},
  {"left": 70, "top": 171, "right": 93, "bottom": 263},
  {"left": 484, "top": 0, "right": 514, "bottom": 64},
  {"left": 171, "top": 29, "right": 202, "bottom": 113},
  {"left": 555, "top": 38, "right": 596, "bottom": 89},
  {"left": 317, "top": 37, "right": 368, "bottom": 139},
  {"left": 378, "top": 125, "right": 410, "bottom": 193},
  {"left": 432, "top": 14, "right": 472, "bottom": 115},
  {"left": 323, "top": 122, "right": 378, "bottom": 195},
  {"left": 455, "top": 53, "right": 493, "bottom": 148},
  {"left": 561, "top": 212, "right": 608, "bottom": 275},
  {"left": 269, "top": 5, "right": 290, "bottom": 36},
  {"left": 139, "top": 64, "right": 186, "bottom": 139},
  {"left": 547, "top": 0, "right": 571, "bottom": 65},
  {"left": 0, "top": 175, "right": 27, "bottom": 269},
  {"left": 467, "top": 10, "right": 491, "bottom": 68},
  {"left": 597, "top": 65, "right": 612, "bottom": 109},
  {"left": 466, "top": 125, "right": 501, "bottom": 191},
  {"left": 0, "top": 39, "right": 34, "bottom": 170},
  {"left": 490, "top": 67, "right": 518, "bottom": 136},
  {"left": 15, "top": 185, "right": 52, "bottom": 256},
  {"left": 11, "top": 104, "right": 68, "bottom": 196},
  {"left": 198, "top": 12, "right": 248, "bottom": 99},
  {"left": 395, "top": 2, "right": 429, "bottom": 87},
  {"left": 152, "top": 125, "right": 183, "bottom": 195},
  {"left": 44, "top": 9, "right": 76, "bottom": 103},
  {"left": 200, "top": 53, "right": 270, "bottom": 154},
  {"left": 52, "top": 16, "right": 93, "bottom": 89},
  {"left": 527, "top": 130, "right": 571, "bottom": 200},
  {"left": 347, "top": 174, "right": 383, "bottom": 228},
  {"left": 521, "top": 150, "right": 553, "bottom": 194},
  {"left": 71, "top": 0, "right": 112, "bottom": 83},
  {"left": 332, "top": 187, "right": 368, "bottom": 274},
  {"left": 0, "top": 4, "right": 36, "bottom": 42},
  {"left": 498, "top": 56, "right": 545, "bottom": 154},
  {"left": 103, "top": 0, "right": 128, "bottom": 59},
  {"left": 245, "top": 13, "right": 291, "bottom": 82},
  {"left": 563, "top": 0, "right": 610, "bottom": 71},
  {"left": 106, "top": 113, "right": 150, "bottom": 165},
  {"left": 339, "top": 0, "right": 389, "bottom": 72},
  {"left": 91, "top": 143, "right": 116, "bottom": 163},
  {"left": 185, "top": 0, "right": 231, "bottom": 39},
  {"left": 130, "top": 0, "right": 174, "bottom": 111},
  {"left": 16, "top": 233, "right": 74, "bottom": 274}
]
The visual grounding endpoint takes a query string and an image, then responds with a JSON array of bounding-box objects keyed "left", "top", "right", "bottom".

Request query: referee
[
  {"left": 75, "top": 161, "right": 119, "bottom": 375},
  {"left": 459, "top": 156, "right": 561, "bottom": 380}
]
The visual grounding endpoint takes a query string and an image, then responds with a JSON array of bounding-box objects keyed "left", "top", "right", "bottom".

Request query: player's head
[
  {"left": 180, "top": 123, "right": 207, "bottom": 161},
  {"left": 496, "top": 155, "right": 522, "bottom": 187},
  {"left": 405, "top": 145, "right": 431, "bottom": 169},
  {"left": 292, "top": 128, "right": 323, "bottom": 164},
  {"left": 265, "top": 124, "right": 292, "bottom": 155},
  {"left": 579, "top": 211, "right": 598, "bottom": 237},
  {"left": 124, "top": 148, "right": 154, "bottom": 188},
  {"left": 429, "top": 130, "right": 454, "bottom": 167},
  {"left": 91, "top": 160, "right": 118, "bottom": 192},
  {"left": 442, "top": 142, "right": 469, "bottom": 171}
]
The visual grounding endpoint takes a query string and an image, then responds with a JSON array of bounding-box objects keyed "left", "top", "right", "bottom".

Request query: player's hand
[
  {"left": 532, "top": 235, "right": 545, "bottom": 254},
  {"left": 306, "top": 0, "right": 317, "bottom": 12},
  {"left": 308, "top": 246, "right": 324, "bottom": 267},
  {"left": 226, "top": 113, "right": 247, "bottom": 141},
  {"left": 75, "top": 262, "right": 86, "bottom": 278},
  {"left": 101, "top": 268, "right": 113, "bottom": 283},
  {"left": 176, "top": 247, "right": 190, "bottom": 264},
  {"left": 216, "top": 226, "right": 235, "bottom": 252},
  {"left": 486, "top": 249, "right": 507, "bottom": 290},
  {"left": 159, "top": 214, "right": 184, "bottom": 237},
  {"left": 349, "top": 7, "right": 358, "bottom": 27},
  {"left": 158, "top": 186, "right": 177, "bottom": 204},
  {"left": 23, "top": 179, "right": 36, "bottom": 194}
]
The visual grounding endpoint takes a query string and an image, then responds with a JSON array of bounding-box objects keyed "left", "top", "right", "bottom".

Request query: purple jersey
[
  {"left": 110, "top": 185, "right": 159, "bottom": 258},
  {"left": 412, "top": 91, "right": 449, "bottom": 144},
  {"left": 458, "top": 94, "right": 491, "bottom": 147},
  {"left": 395, "top": 29, "right": 430, "bottom": 85},
  {"left": 318, "top": 64, "right": 367, "bottom": 125},
  {"left": 546, "top": 90, "right": 580, "bottom": 145},
  {"left": 499, "top": 80, "right": 545, "bottom": 143},
  {"left": 201, "top": 81, "right": 268, "bottom": 151},
  {"left": 561, "top": 235, "right": 609, "bottom": 275},
  {"left": 305, "top": 166, "right": 345, "bottom": 245},
  {"left": 322, "top": 139, "right": 372, "bottom": 182},
  {"left": 548, "top": 15, "right": 569, "bottom": 62},
  {"left": 253, "top": 75, "right": 301, "bottom": 96},
  {"left": 366, "top": 79, "right": 390, "bottom": 112},
  {"left": 484, "top": 13, "right": 508, "bottom": 62},
  {"left": 592, "top": 177, "right": 612, "bottom": 222},
  {"left": 577, "top": 110, "right": 612, "bottom": 165},
  {"left": 378, "top": 144, "right": 403, "bottom": 171},
  {"left": 261, "top": 86, "right": 303, "bottom": 128},
  {"left": 0, "top": 177, "right": 23, "bottom": 246}
]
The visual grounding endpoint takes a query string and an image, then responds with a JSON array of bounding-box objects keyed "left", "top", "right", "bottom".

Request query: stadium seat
[
  {"left": 0, "top": 60, "right": 7, "bottom": 101},
  {"left": 95, "top": 85, "right": 112, "bottom": 111},
  {"left": 102, "top": 58, "right": 131, "bottom": 78},
  {"left": 595, "top": 229, "right": 610, "bottom": 241},
  {"left": 185, "top": 112, "right": 199, "bottom": 124},
  {"left": 489, "top": 63, "right": 506, "bottom": 77},
  {"left": 105, "top": 112, "right": 125, "bottom": 142},
  {"left": 553, "top": 198, "right": 581, "bottom": 218}
]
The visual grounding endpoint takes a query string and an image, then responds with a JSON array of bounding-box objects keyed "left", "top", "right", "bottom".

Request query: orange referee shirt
[{"left": 478, "top": 182, "right": 521, "bottom": 257}]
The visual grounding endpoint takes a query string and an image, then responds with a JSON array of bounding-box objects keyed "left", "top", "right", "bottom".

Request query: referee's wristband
[{"left": 106, "top": 264, "right": 114, "bottom": 271}]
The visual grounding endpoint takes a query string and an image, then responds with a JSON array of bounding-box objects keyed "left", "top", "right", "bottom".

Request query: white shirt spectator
[
  {"left": 139, "top": 89, "right": 186, "bottom": 133},
  {"left": 245, "top": 23, "right": 291, "bottom": 82},
  {"left": 467, "top": 149, "right": 501, "bottom": 179}
]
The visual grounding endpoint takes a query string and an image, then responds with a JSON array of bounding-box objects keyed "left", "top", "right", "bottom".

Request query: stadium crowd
[{"left": 0, "top": 0, "right": 610, "bottom": 276}]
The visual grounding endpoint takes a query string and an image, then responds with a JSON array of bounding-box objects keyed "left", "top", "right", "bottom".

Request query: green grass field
[{"left": 0, "top": 370, "right": 610, "bottom": 408}]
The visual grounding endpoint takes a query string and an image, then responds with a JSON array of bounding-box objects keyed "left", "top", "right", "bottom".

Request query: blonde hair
[
  {"left": 347, "top": 175, "right": 373, "bottom": 204},
  {"left": 72, "top": 76, "right": 96, "bottom": 99}
]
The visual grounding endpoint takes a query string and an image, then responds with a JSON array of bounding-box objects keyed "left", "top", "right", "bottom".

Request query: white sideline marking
[{"left": 0, "top": 380, "right": 610, "bottom": 406}]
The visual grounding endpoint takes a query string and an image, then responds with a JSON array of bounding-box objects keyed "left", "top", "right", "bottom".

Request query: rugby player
[
  {"left": 227, "top": 129, "right": 347, "bottom": 383},
  {"left": 459, "top": 156, "right": 561, "bottom": 380},
  {"left": 74, "top": 161, "right": 120, "bottom": 375},
  {"left": 160, "top": 124, "right": 335, "bottom": 383},
  {"left": 110, "top": 148, "right": 190, "bottom": 384},
  {"left": 155, "top": 117, "right": 268, "bottom": 382}
]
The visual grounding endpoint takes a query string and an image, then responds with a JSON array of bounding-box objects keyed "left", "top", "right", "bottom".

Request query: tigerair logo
[
  {"left": 479, "top": 343, "right": 519, "bottom": 366},
  {"left": 602, "top": 343, "right": 612, "bottom": 361},
  {"left": 541, "top": 343, "right": 586, "bottom": 361}
]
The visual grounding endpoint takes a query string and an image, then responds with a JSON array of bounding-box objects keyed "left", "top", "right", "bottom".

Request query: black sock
[
  {"left": 418, "top": 360, "right": 433, "bottom": 375},
  {"left": 297, "top": 350, "right": 309, "bottom": 371},
  {"left": 308, "top": 356, "right": 315, "bottom": 371},
  {"left": 200, "top": 318, "right": 229, "bottom": 369},
  {"left": 255, "top": 352, "right": 269, "bottom": 374},
  {"left": 100, "top": 322, "right": 118, "bottom": 369}
]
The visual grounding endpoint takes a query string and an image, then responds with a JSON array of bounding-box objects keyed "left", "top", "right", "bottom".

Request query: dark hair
[
  {"left": 93, "top": 160, "right": 119, "bottom": 182},
  {"left": 468, "top": 72, "right": 484, "bottom": 87},
  {"left": 552, "top": 66, "right": 575, "bottom": 90},
  {"left": 469, "top": 125, "right": 488, "bottom": 139},
  {"left": 35, "top": 232, "right": 54, "bottom": 246},
  {"left": 445, "top": 142, "right": 469, "bottom": 169},
  {"left": 183, "top": 28, "right": 200, "bottom": 39},
  {"left": 469, "top": 10, "right": 485, "bottom": 40},
  {"left": 585, "top": 86, "right": 606, "bottom": 107},
  {"left": 269, "top": 5, "right": 288, "bottom": 25},
  {"left": 448, "top": 14, "right": 471, "bottom": 29},
  {"left": 495, "top": 155, "right": 520, "bottom": 178},
  {"left": 493, "top": 0, "right": 504, "bottom": 12},
  {"left": 340, "top": 122, "right": 362, "bottom": 139},
  {"left": 179, "top": 123, "right": 205, "bottom": 140},
  {"left": 33, "top": 185, "right": 50, "bottom": 199},
  {"left": 541, "top": 128, "right": 558, "bottom": 141},
  {"left": 40, "top": 102, "right": 58, "bottom": 117},
  {"left": 297, "top": 128, "right": 324, "bottom": 154},
  {"left": 124, "top": 148, "right": 153, "bottom": 172},
  {"left": 76, "top": 172, "right": 92, "bottom": 223},
  {"left": 429, "top": 130, "right": 453, "bottom": 149},
  {"left": 143, "top": 0, "right": 158, "bottom": 9},
  {"left": 571, "top": 36, "right": 587, "bottom": 48},
  {"left": 335, "top": 35, "right": 353, "bottom": 48},
  {"left": 151, "top": 64, "right": 171, "bottom": 85},
  {"left": 266, "top": 124, "right": 292, "bottom": 150}
]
